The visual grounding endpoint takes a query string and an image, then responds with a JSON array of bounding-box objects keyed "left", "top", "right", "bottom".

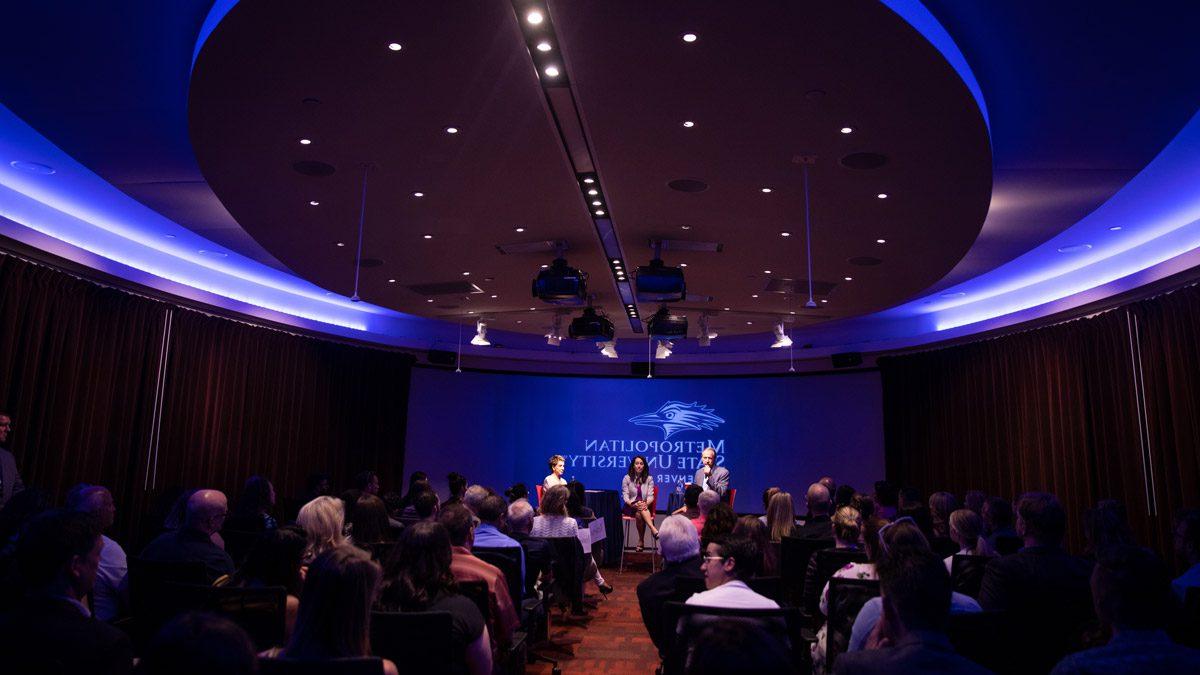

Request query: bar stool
[{"left": 620, "top": 483, "right": 659, "bottom": 572}]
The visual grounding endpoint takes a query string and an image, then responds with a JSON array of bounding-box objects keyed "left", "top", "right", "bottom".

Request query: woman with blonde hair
[
  {"left": 297, "top": 495, "right": 349, "bottom": 562},
  {"left": 532, "top": 485, "right": 612, "bottom": 594},
  {"left": 945, "top": 508, "right": 994, "bottom": 571},
  {"left": 543, "top": 454, "right": 568, "bottom": 490},
  {"left": 766, "top": 491, "right": 796, "bottom": 542}
]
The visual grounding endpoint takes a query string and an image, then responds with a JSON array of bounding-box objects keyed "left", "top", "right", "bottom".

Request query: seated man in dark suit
[
  {"left": 1051, "top": 545, "right": 1200, "bottom": 674},
  {"left": 141, "top": 488, "right": 235, "bottom": 582},
  {"left": 834, "top": 550, "right": 988, "bottom": 674},
  {"left": 637, "top": 514, "right": 705, "bottom": 657},
  {"left": 507, "top": 498, "right": 553, "bottom": 597},
  {"left": 0, "top": 509, "right": 133, "bottom": 674},
  {"left": 979, "top": 492, "right": 1093, "bottom": 671},
  {"left": 794, "top": 483, "right": 834, "bottom": 539}
]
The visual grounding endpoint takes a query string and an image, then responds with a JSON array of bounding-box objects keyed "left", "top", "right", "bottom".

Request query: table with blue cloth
[
  {"left": 584, "top": 489, "right": 622, "bottom": 565},
  {"left": 667, "top": 491, "right": 686, "bottom": 515}
]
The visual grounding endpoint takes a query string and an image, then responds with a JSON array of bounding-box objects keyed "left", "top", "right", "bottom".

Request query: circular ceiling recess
[
  {"left": 667, "top": 178, "right": 709, "bottom": 193},
  {"left": 292, "top": 161, "right": 335, "bottom": 177},
  {"left": 840, "top": 152, "right": 889, "bottom": 170},
  {"left": 849, "top": 256, "right": 884, "bottom": 266}
]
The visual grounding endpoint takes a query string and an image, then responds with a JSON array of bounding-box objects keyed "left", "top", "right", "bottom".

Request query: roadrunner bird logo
[{"left": 629, "top": 401, "right": 725, "bottom": 439}]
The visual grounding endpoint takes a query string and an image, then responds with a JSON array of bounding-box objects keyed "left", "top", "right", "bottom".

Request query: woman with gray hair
[{"left": 636, "top": 515, "right": 703, "bottom": 657}]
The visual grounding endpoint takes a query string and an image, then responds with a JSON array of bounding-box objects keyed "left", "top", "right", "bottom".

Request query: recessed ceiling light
[
  {"left": 820, "top": 299, "right": 828, "bottom": 303},
  {"left": 611, "top": 259, "right": 620, "bottom": 263},
  {"left": 444, "top": 126, "right": 459, "bottom": 134},
  {"left": 681, "top": 224, "right": 691, "bottom": 230},
  {"left": 516, "top": 320, "right": 523, "bottom": 324},
  {"left": 595, "top": 210, "right": 605, "bottom": 215},
  {"left": 682, "top": 33, "right": 698, "bottom": 43},
  {"left": 540, "top": 264, "right": 549, "bottom": 269},
  {"left": 536, "top": 41, "right": 552, "bottom": 52},
  {"left": 723, "top": 307, "right": 730, "bottom": 311},
  {"left": 309, "top": 200, "right": 319, "bottom": 206},
  {"left": 529, "top": 307, "right": 536, "bottom": 311},
  {"left": 592, "top": 200, "right": 602, "bottom": 206},
  {"left": 388, "top": 279, "right": 396, "bottom": 283},
  {"left": 761, "top": 187, "right": 773, "bottom": 193},
  {"left": 844, "top": 276, "right": 853, "bottom": 281},
  {"left": 336, "top": 242, "right": 345, "bottom": 247},
  {"left": 840, "top": 127, "right": 853, "bottom": 134},
  {"left": 682, "top": 120, "right": 695, "bottom": 128},
  {"left": 422, "top": 234, "right": 432, "bottom": 239},
  {"left": 514, "top": 227, "right": 526, "bottom": 233},
  {"left": 413, "top": 192, "right": 425, "bottom": 197},
  {"left": 876, "top": 238, "right": 886, "bottom": 244},
  {"left": 526, "top": 10, "right": 544, "bottom": 24},
  {"left": 388, "top": 43, "right": 402, "bottom": 51},
  {"left": 790, "top": 311, "right": 796, "bottom": 315},
  {"left": 544, "top": 65, "right": 560, "bottom": 77},
  {"left": 746, "top": 321, "right": 753, "bottom": 325},
  {"left": 299, "top": 138, "right": 312, "bottom": 145},
  {"left": 468, "top": 311, "right": 475, "bottom": 314},
  {"left": 462, "top": 271, "right": 470, "bottom": 276},
  {"left": 584, "top": 178, "right": 595, "bottom": 184},
  {"left": 877, "top": 193, "right": 888, "bottom": 199},
  {"left": 1109, "top": 226, "right": 1123, "bottom": 231},
  {"left": 751, "top": 294, "right": 759, "bottom": 298},
  {"left": 763, "top": 270, "right": 772, "bottom": 274},
  {"left": 587, "top": 189, "right": 598, "bottom": 195},
  {"left": 490, "top": 294, "right": 498, "bottom": 298},
  {"left": 427, "top": 298, "right": 434, "bottom": 302},
  {"left": 679, "top": 263, "right": 688, "bottom": 267},
  {"left": 780, "top": 231, "right": 791, "bottom": 237}
]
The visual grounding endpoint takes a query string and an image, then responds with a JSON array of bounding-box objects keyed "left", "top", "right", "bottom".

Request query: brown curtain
[
  {"left": 0, "top": 255, "right": 166, "bottom": 538},
  {"left": 0, "top": 252, "right": 415, "bottom": 545},
  {"left": 881, "top": 285, "right": 1200, "bottom": 562}
]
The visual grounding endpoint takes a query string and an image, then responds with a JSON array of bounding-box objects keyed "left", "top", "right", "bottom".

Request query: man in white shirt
[
  {"left": 687, "top": 535, "right": 778, "bottom": 609},
  {"left": 67, "top": 484, "right": 127, "bottom": 621}
]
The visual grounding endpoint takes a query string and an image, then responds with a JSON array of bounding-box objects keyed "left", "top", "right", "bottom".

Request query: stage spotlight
[
  {"left": 655, "top": 340, "right": 673, "bottom": 359},
  {"left": 771, "top": 321, "right": 793, "bottom": 349},
  {"left": 599, "top": 340, "right": 618, "bottom": 358},
  {"left": 470, "top": 320, "right": 491, "bottom": 346}
]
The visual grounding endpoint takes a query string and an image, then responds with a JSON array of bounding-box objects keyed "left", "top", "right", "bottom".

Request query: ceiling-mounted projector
[
  {"left": 568, "top": 306, "right": 615, "bottom": 341},
  {"left": 647, "top": 306, "right": 688, "bottom": 339},
  {"left": 635, "top": 258, "right": 686, "bottom": 302},
  {"left": 532, "top": 257, "right": 587, "bottom": 302}
]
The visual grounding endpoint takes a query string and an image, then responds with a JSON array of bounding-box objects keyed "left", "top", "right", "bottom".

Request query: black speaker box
[{"left": 831, "top": 352, "right": 863, "bottom": 369}]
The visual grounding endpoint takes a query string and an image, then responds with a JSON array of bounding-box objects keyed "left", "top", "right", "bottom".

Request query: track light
[
  {"left": 546, "top": 314, "right": 564, "bottom": 346},
  {"left": 771, "top": 321, "right": 793, "bottom": 349},
  {"left": 470, "top": 320, "right": 491, "bottom": 346},
  {"left": 655, "top": 340, "right": 673, "bottom": 359},
  {"left": 698, "top": 314, "right": 718, "bottom": 347},
  {"left": 599, "top": 340, "right": 618, "bottom": 358}
]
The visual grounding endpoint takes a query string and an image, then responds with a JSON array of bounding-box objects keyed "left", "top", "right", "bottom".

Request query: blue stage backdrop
[{"left": 404, "top": 368, "right": 884, "bottom": 512}]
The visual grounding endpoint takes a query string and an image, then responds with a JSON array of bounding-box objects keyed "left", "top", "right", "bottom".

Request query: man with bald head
[
  {"left": 68, "top": 484, "right": 127, "bottom": 620},
  {"left": 140, "top": 489, "right": 234, "bottom": 582},
  {"left": 793, "top": 482, "right": 834, "bottom": 539}
]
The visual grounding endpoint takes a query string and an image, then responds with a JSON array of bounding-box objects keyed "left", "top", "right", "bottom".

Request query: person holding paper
[{"left": 693, "top": 447, "right": 730, "bottom": 499}]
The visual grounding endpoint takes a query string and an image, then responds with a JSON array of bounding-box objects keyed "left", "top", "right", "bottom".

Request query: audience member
[
  {"left": 0, "top": 509, "right": 133, "bottom": 674},
  {"left": 532, "top": 485, "right": 612, "bottom": 594},
  {"left": 566, "top": 480, "right": 595, "bottom": 520},
  {"left": 847, "top": 519, "right": 981, "bottom": 652},
  {"left": 506, "top": 499, "right": 553, "bottom": 597},
  {"left": 767, "top": 491, "right": 797, "bottom": 542},
  {"left": 873, "top": 481, "right": 899, "bottom": 521},
  {"left": 686, "top": 619, "right": 798, "bottom": 675},
  {"left": 945, "top": 509, "right": 994, "bottom": 572},
  {"left": 0, "top": 412, "right": 21, "bottom": 508},
  {"left": 979, "top": 492, "right": 1094, "bottom": 671},
  {"left": 851, "top": 493, "right": 877, "bottom": 522},
  {"left": 758, "top": 486, "right": 781, "bottom": 525},
  {"left": 504, "top": 482, "right": 529, "bottom": 504},
  {"left": 226, "top": 475, "right": 277, "bottom": 533},
  {"left": 296, "top": 495, "right": 349, "bottom": 563},
  {"left": 687, "top": 535, "right": 778, "bottom": 608},
  {"left": 137, "top": 611, "right": 256, "bottom": 675},
  {"left": 794, "top": 483, "right": 834, "bottom": 539},
  {"left": 377, "top": 522, "right": 491, "bottom": 675},
  {"left": 982, "top": 496, "right": 1017, "bottom": 546},
  {"left": 812, "top": 512, "right": 884, "bottom": 671},
  {"left": 673, "top": 483, "right": 703, "bottom": 520},
  {"left": 0, "top": 486, "right": 50, "bottom": 598},
  {"left": 300, "top": 473, "right": 332, "bottom": 507},
  {"left": 397, "top": 471, "right": 429, "bottom": 511},
  {"left": 439, "top": 504, "right": 519, "bottom": 646},
  {"left": 348, "top": 493, "right": 394, "bottom": 544},
  {"left": 834, "top": 551, "right": 988, "bottom": 674},
  {"left": 462, "top": 484, "right": 489, "bottom": 515},
  {"left": 67, "top": 484, "right": 127, "bottom": 621},
  {"left": 354, "top": 470, "right": 381, "bottom": 496},
  {"left": 700, "top": 502, "right": 736, "bottom": 550},
  {"left": 1051, "top": 545, "right": 1200, "bottom": 673},
  {"left": 819, "top": 476, "right": 838, "bottom": 498},
  {"left": 141, "top": 489, "right": 234, "bottom": 582},
  {"left": 834, "top": 484, "right": 857, "bottom": 510},
  {"left": 693, "top": 489, "right": 721, "bottom": 533},
  {"left": 638, "top": 515, "right": 705, "bottom": 657},
  {"left": 804, "top": 506, "right": 863, "bottom": 622},
  {"left": 443, "top": 472, "right": 467, "bottom": 508},
  {"left": 1172, "top": 508, "right": 1200, "bottom": 602},
  {"left": 1082, "top": 499, "right": 1136, "bottom": 559},
  {"left": 473, "top": 494, "right": 526, "bottom": 584},
  {"left": 228, "top": 525, "right": 306, "bottom": 638},
  {"left": 269, "top": 546, "right": 397, "bottom": 675},
  {"left": 963, "top": 490, "right": 986, "bottom": 516},
  {"left": 927, "top": 491, "right": 958, "bottom": 539},
  {"left": 732, "top": 515, "right": 778, "bottom": 576}
]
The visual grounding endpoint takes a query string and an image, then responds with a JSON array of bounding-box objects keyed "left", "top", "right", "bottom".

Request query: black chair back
[
  {"left": 993, "top": 534, "right": 1022, "bottom": 556},
  {"left": 672, "top": 576, "right": 707, "bottom": 601},
  {"left": 544, "top": 536, "right": 586, "bottom": 613},
  {"left": 780, "top": 536, "right": 833, "bottom": 606},
  {"left": 747, "top": 576, "right": 784, "bottom": 605},
  {"left": 127, "top": 556, "right": 209, "bottom": 644},
  {"left": 928, "top": 536, "right": 959, "bottom": 559},
  {"left": 824, "top": 578, "right": 880, "bottom": 670},
  {"left": 804, "top": 548, "right": 867, "bottom": 622},
  {"left": 947, "top": 609, "right": 1020, "bottom": 674},
  {"left": 220, "top": 528, "right": 262, "bottom": 567},
  {"left": 166, "top": 582, "right": 288, "bottom": 650},
  {"left": 458, "top": 579, "right": 491, "bottom": 622},
  {"left": 660, "top": 601, "right": 804, "bottom": 675},
  {"left": 950, "top": 554, "right": 992, "bottom": 599},
  {"left": 474, "top": 546, "right": 524, "bottom": 603},
  {"left": 258, "top": 657, "right": 384, "bottom": 675},
  {"left": 370, "top": 610, "right": 454, "bottom": 672}
]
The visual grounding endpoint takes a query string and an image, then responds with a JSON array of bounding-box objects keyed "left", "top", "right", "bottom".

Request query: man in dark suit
[
  {"left": 833, "top": 551, "right": 988, "bottom": 674},
  {"left": 0, "top": 509, "right": 133, "bottom": 674},
  {"left": 979, "top": 492, "right": 1093, "bottom": 672},
  {"left": 0, "top": 412, "right": 23, "bottom": 508},
  {"left": 692, "top": 447, "right": 730, "bottom": 499},
  {"left": 793, "top": 483, "right": 834, "bottom": 539},
  {"left": 140, "top": 488, "right": 235, "bottom": 582},
  {"left": 637, "top": 514, "right": 705, "bottom": 657}
]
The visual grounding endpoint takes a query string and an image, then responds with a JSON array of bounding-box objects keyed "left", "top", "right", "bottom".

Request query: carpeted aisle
[{"left": 528, "top": 567, "right": 661, "bottom": 674}]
